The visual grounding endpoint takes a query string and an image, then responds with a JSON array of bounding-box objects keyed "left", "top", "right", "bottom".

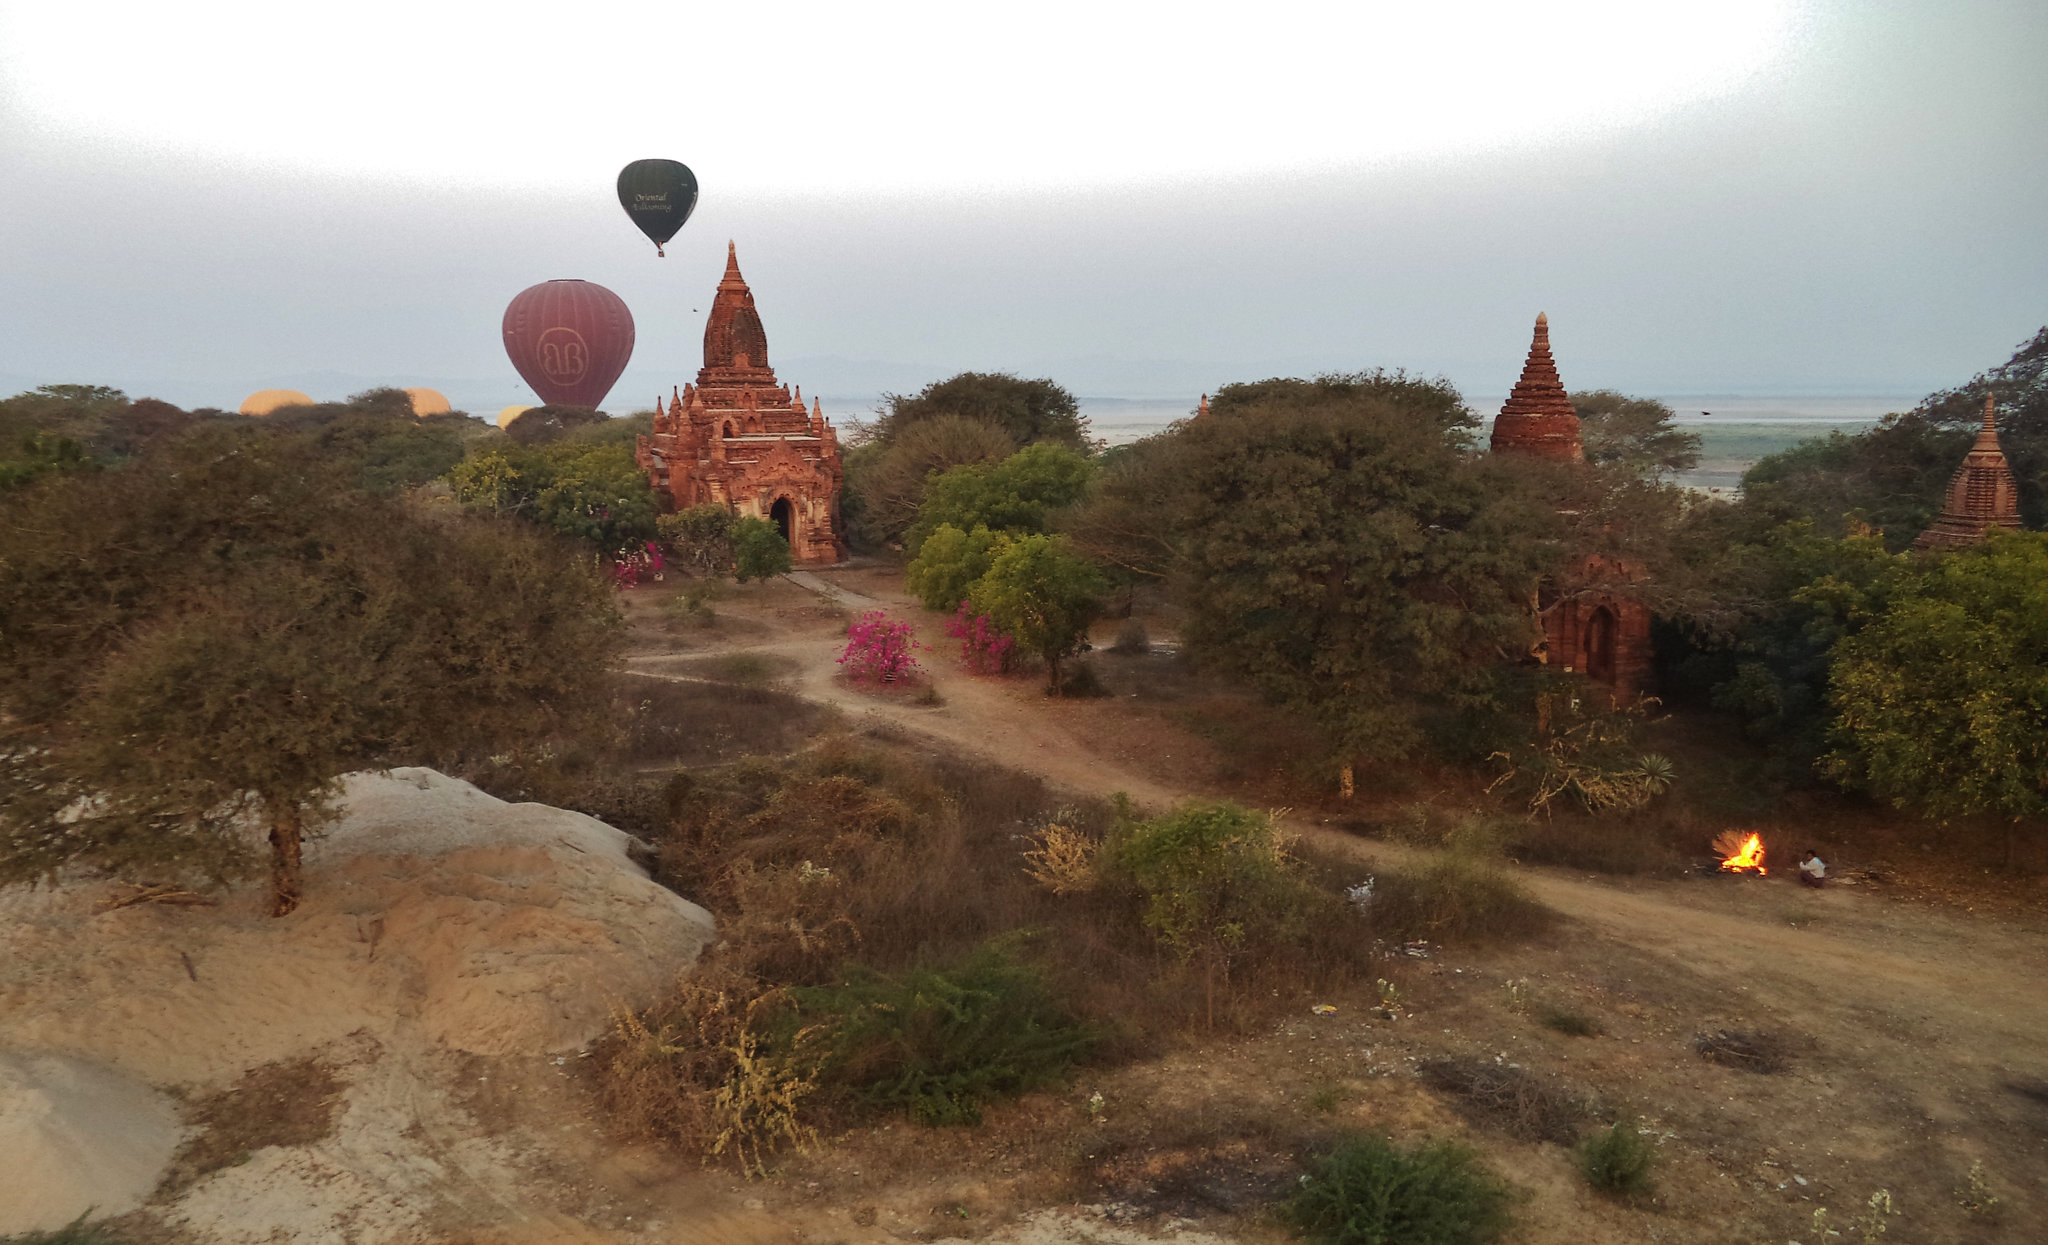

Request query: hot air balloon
[
  {"left": 405, "top": 387, "right": 451, "bottom": 416},
  {"left": 497, "top": 405, "right": 534, "bottom": 430},
  {"left": 240, "top": 389, "right": 314, "bottom": 415},
  {"left": 616, "top": 159, "right": 699, "bottom": 257},
  {"left": 501, "top": 280, "right": 635, "bottom": 409}
]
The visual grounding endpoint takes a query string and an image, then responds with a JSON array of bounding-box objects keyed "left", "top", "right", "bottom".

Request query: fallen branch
[{"left": 97, "top": 884, "right": 218, "bottom": 912}]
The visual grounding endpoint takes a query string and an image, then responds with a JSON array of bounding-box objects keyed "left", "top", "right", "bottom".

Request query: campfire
[{"left": 1713, "top": 830, "right": 1768, "bottom": 875}]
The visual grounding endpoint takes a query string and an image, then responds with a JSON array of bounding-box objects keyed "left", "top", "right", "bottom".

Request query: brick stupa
[
  {"left": 1913, "top": 394, "right": 2023, "bottom": 551},
  {"left": 1488, "top": 312, "right": 1649, "bottom": 700},
  {"left": 1490, "top": 313, "right": 1585, "bottom": 462},
  {"left": 636, "top": 243, "right": 846, "bottom": 565}
]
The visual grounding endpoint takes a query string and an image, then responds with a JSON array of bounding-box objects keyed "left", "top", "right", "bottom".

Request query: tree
[
  {"left": 904, "top": 443, "right": 1095, "bottom": 557},
  {"left": 1170, "top": 377, "right": 1558, "bottom": 782},
  {"left": 732, "top": 516, "right": 793, "bottom": 581},
  {"left": 658, "top": 503, "right": 738, "bottom": 574},
  {"left": 904, "top": 522, "right": 1002, "bottom": 611},
  {"left": 0, "top": 424, "right": 621, "bottom": 914},
  {"left": 1825, "top": 531, "right": 2048, "bottom": 861},
  {"left": 1571, "top": 390, "right": 1701, "bottom": 479},
  {"left": 868, "top": 372, "right": 1091, "bottom": 452},
  {"left": 966, "top": 533, "right": 1103, "bottom": 694},
  {"left": 842, "top": 414, "right": 1014, "bottom": 549},
  {"left": 503, "top": 404, "right": 609, "bottom": 445},
  {"left": 448, "top": 441, "right": 657, "bottom": 552}
]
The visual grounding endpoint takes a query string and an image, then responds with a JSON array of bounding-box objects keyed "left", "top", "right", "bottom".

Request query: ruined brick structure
[
  {"left": 636, "top": 243, "right": 846, "bottom": 565},
  {"left": 1489, "top": 313, "right": 1586, "bottom": 462},
  {"left": 1492, "top": 314, "right": 1653, "bottom": 700},
  {"left": 1912, "top": 394, "right": 2022, "bottom": 551}
]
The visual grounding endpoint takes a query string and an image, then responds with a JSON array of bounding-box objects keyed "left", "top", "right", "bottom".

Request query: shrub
[
  {"left": 838, "top": 611, "right": 926, "bottom": 683},
  {"left": 659, "top": 581, "right": 721, "bottom": 629},
  {"left": 1105, "top": 799, "right": 1318, "bottom": 1026},
  {"left": 790, "top": 939, "right": 1100, "bottom": 1125},
  {"left": 946, "top": 601, "right": 1017, "bottom": 674},
  {"left": 1110, "top": 616, "right": 1150, "bottom": 654},
  {"left": 732, "top": 516, "right": 792, "bottom": 581},
  {"left": 1285, "top": 1135, "right": 1514, "bottom": 1245},
  {"left": 1579, "top": 1122, "right": 1654, "bottom": 1197}
]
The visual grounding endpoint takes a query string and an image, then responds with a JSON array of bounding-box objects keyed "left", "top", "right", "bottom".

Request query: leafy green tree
[
  {"left": 842, "top": 414, "right": 1014, "bottom": 548},
  {"left": 0, "top": 425, "right": 621, "bottom": 914},
  {"left": 1059, "top": 430, "right": 1198, "bottom": 582},
  {"left": 449, "top": 442, "right": 657, "bottom": 551},
  {"left": 905, "top": 443, "right": 1095, "bottom": 557},
  {"left": 1170, "top": 377, "right": 1558, "bottom": 785},
  {"left": 0, "top": 384, "right": 202, "bottom": 465},
  {"left": 732, "top": 516, "right": 793, "bottom": 581},
  {"left": 1825, "top": 531, "right": 2048, "bottom": 860},
  {"left": 0, "top": 431, "right": 90, "bottom": 491},
  {"left": 966, "top": 533, "right": 1103, "bottom": 693},
  {"left": 904, "top": 522, "right": 1002, "bottom": 611},
  {"left": 1571, "top": 390, "right": 1701, "bottom": 479},
  {"left": 658, "top": 503, "right": 738, "bottom": 574},
  {"left": 869, "top": 372, "right": 1090, "bottom": 452}
]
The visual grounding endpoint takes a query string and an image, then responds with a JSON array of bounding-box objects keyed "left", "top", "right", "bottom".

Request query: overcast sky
[{"left": 1, "top": 0, "right": 2042, "bottom": 418}]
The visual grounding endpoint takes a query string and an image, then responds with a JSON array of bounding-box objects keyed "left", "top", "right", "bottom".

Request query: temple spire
[
  {"left": 1197, "top": 393, "right": 1210, "bottom": 419},
  {"left": 1914, "top": 392, "right": 2023, "bottom": 550},
  {"left": 1490, "top": 312, "right": 1583, "bottom": 462}
]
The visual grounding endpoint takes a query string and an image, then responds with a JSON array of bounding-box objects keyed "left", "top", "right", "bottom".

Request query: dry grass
[{"left": 1692, "top": 1028, "right": 1791, "bottom": 1075}]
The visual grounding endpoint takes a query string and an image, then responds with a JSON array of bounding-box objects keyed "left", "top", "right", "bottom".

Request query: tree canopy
[
  {"left": 1165, "top": 376, "right": 1560, "bottom": 771},
  {"left": 904, "top": 443, "right": 1095, "bottom": 557},
  {"left": 0, "top": 423, "right": 621, "bottom": 913},
  {"left": 448, "top": 440, "right": 657, "bottom": 553},
  {"left": 868, "top": 372, "right": 1091, "bottom": 451},
  {"left": 1825, "top": 531, "right": 2048, "bottom": 832},
  {"left": 1571, "top": 390, "right": 1702, "bottom": 479},
  {"left": 966, "top": 533, "right": 1104, "bottom": 694}
]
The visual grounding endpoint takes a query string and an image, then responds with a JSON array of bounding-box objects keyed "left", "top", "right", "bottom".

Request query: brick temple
[
  {"left": 1492, "top": 313, "right": 1654, "bottom": 700},
  {"left": 636, "top": 243, "right": 847, "bottom": 565},
  {"left": 1913, "top": 394, "right": 2023, "bottom": 551}
]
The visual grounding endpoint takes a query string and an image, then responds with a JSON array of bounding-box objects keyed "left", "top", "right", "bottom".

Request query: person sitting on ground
[{"left": 1798, "top": 849, "right": 1826, "bottom": 889}]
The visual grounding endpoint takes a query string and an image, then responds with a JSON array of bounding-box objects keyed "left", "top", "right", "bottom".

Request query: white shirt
[{"left": 1800, "top": 856, "right": 1826, "bottom": 878}]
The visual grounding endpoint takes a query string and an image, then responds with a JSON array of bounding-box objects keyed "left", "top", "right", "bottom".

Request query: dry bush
[
  {"left": 1417, "top": 1057, "right": 1589, "bottom": 1145},
  {"left": 1692, "top": 1029, "right": 1790, "bottom": 1074},
  {"left": 1025, "top": 820, "right": 1098, "bottom": 894}
]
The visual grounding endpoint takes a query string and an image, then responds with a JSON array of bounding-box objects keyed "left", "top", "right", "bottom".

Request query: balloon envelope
[
  {"left": 502, "top": 280, "right": 635, "bottom": 409},
  {"left": 405, "top": 387, "right": 451, "bottom": 416},
  {"left": 616, "top": 159, "right": 699, "bottom": 256},
  {"left": 497, "top": 404, "right": 534, "bottom": 429},
  {"left": 240, "top": 389, "right": 313, "bottom": 415}
]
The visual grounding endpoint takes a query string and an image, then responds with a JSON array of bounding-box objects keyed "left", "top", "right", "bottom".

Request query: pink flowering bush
[
  {"left": 947, "top": 602, "right": 1016, "bottom": 675},
  {"left": 838, "top": 610, "right": 927, "bottom": 683}
]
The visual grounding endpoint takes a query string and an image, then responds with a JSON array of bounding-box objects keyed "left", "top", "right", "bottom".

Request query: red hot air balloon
[{"left": 501, "top": 280, "right": 635, "bottom": 408}]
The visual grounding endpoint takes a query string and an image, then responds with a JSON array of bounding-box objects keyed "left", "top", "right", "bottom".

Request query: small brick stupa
[
  {"left": 1490, "top": 313, "right": 1585, "bottom": 462},
  {"left": 1488, "top": 313, "right": 1651, "bottom": 700},
  {"left": 636, "top": 243, "right": 846, "bottom": 565},
  {"left": 1912, "top": 394, "right": 2023, "bottom": 551}
]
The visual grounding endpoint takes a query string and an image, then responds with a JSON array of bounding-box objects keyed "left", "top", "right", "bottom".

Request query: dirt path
[{"left": 642, "top": 568, "right": 2048, "bottom": 1242}]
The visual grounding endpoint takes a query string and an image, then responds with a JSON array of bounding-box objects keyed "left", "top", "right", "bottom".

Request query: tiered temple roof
[
  {"left": 1913, "top": 394, "right": 2023, "bottom": 551},
  {"left": 1489, "top": 313, "right": 1584, "bottom": 462},
  {"left": 635, "top": 243, "right": 846, "bottom": 565}
]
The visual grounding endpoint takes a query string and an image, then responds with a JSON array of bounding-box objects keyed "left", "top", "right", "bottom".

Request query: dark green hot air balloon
[{"left": 616, "top": 159, "right": 699, "bottom": 257}]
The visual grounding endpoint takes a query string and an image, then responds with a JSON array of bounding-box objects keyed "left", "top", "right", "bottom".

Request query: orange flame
[{"left": 1714, "top": 830, "right": 1767, "bottom": 875}]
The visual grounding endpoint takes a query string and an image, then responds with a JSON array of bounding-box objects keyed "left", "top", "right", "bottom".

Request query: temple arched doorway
[
  {"left": 770, "top": 497, "right": 794, "bottom": 547},
  {"left": 1585, "top": 605, "right": 1617, "bottom": 687}
]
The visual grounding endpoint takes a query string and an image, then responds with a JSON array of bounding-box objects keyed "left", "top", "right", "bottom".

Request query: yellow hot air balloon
[
  {"left": 240, "top": 389, "right": 314, "bottom": 416},
  {"left": 406, "top": 387, "right": 452, "bottom": 417},
  {"left": 497, "top": 405, "right": 534, "bottom": 430}
]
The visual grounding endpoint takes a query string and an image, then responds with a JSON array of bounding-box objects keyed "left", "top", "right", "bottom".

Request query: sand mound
[
  {"left": 0, "top": 1053, "right": 185, "bottom": 1233},
  {"left": 0, "top": 768, "right": 714, "bottom": 1231}
]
